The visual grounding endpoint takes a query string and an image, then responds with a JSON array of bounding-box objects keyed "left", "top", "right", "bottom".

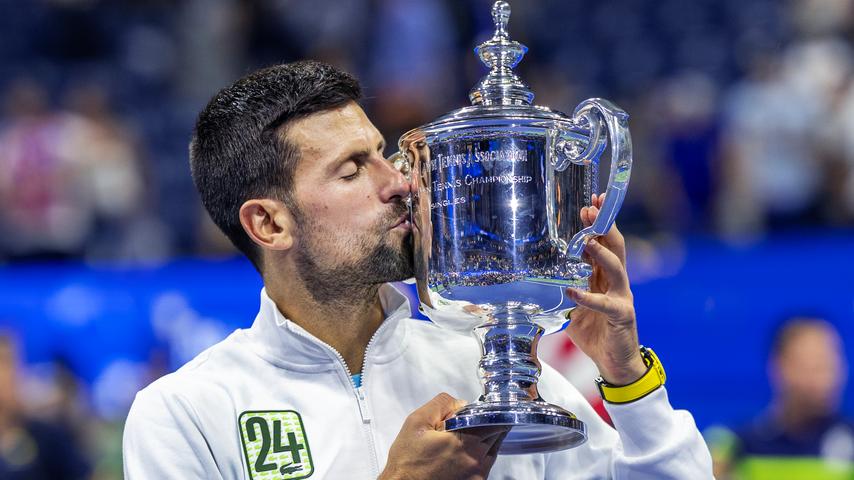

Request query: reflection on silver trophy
[{"left": 391, "top": 0, "right": 633, "bottom": 454}]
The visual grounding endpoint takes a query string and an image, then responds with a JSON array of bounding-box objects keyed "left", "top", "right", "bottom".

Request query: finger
[
  {"left": 583, "top": 206, "right": 627, "bottom": 266},
  {"left": 410, "top": 393, "right": 463, "bottom": 430},
  {"left": 602, "top": 223, "right": 627, "bottom": 267},
  {"left": 583, "top": 238, "right": 629, "bottom": 292},
  {"left": 445, "top": 398, "right": 468, "bottom": 421},
  {"left": 581, "top": 205, "right": 597, "bottom": 228},
  {"left": 590, "top": 194, "right": 623, "bottom": 240},
  {"left": 481, "top": 429, "right": 510, "bottom": 472},
  {"left": 567, "top": 288, "right": 624, "bottom": 317},
  {"left": 582, "top": 193, "right": 605, "bottom": 227},
  {"left": 456, "top": 426, "right": 510, "bottom": 458},
  {"left": 456, "top": 426, "right": 509, "bottom": 443},
  {"left": 485, "top": 429, "right": 509, "bottom": 456}
]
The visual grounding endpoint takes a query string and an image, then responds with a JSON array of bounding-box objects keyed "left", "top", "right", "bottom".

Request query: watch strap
[{"left": 596, "top": 346, "right": 666, "bottom": 404}]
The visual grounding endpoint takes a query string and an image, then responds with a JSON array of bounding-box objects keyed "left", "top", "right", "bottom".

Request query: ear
[{"left": 238, "top": 199, "right": 295, "bottom": 251}]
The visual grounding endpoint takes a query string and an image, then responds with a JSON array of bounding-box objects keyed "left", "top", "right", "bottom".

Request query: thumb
[
  {"left": 450, "top": 398, "right": 468, "bottom": 417},
  {"left": 410, "top": 393, "right": 464, "bottom": 430}
]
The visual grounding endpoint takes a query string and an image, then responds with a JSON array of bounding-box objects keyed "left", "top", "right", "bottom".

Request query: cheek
[
  {"left": 296, "top": 178, "right": 351, "bottom": 208},
  {"left": 303, "top": 200, "right": 331, "bottom": 216},
  {"left": 297, "top": 181, "right": 386, "bottom": 234},
  {"left": 301, "top": 200, "right": 378, "bottom": 238}
]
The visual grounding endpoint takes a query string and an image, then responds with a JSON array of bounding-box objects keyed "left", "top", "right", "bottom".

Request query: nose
[{"left": 377, "top": 155, "right": 413, "bottom": 203}]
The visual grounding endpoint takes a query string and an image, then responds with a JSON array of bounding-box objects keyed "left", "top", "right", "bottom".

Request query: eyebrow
[{"left": 328, "top": 138, "right": 388, "bottom": 174}]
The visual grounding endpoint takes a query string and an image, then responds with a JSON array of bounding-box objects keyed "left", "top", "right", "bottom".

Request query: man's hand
[
  {"left": 379, "top": 393, "right": 508, "bottom": 480},
  {"left": 565, "top": 193, "right": 647, "bottom": 386}
]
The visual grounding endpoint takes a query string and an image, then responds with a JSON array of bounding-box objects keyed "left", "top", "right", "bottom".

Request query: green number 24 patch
[{"left": 239, "top": 411, "right": 314, "bottom": 479}]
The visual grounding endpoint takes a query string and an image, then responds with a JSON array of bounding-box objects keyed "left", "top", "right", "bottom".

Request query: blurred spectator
[
  {"left": 0, "top": 78, "right": 89, "bottom": 260},
  {"left": 706, "top": 318, "right": 853, "bottom": 479},
  {"left": 367, "top": 0, "right": 457, "bottom": 142},
  {"left": 0, "top": 333, "right": 91, "bottom": 479},
  {"left": 0, "top": 78, "right": 169, "bottom": 263},
  {"left": 716, "top": 34, "right": 853, "bottom": 240},
  {"left": 650, "top": 72, "right": 722, "bottom": 232},
  {"left": 60, "top": 82, "right": 171, "bottom": 262},
  {"left": 825, "top": 74, "right": 854, "bottom": 224},
  {"left": 716, "top": 51, "right": 821, "bottom": 239},
  {"left": 177, "top": 0, "right": 243, "bottom": 104}
]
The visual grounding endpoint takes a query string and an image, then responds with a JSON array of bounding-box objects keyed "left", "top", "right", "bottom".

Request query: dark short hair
[
  {"left": 190, "top": 60, "right": 362, "bottom": 271},
  {"left": 769, "top": 316, "right": 838, "bottom": 359}
]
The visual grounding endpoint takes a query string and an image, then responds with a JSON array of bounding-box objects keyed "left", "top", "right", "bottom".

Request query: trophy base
[{"left": 444, "top": 400, "right": 587, "bottom": 454}]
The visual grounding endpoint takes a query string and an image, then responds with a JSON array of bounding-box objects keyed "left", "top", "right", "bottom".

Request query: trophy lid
[
  {"left": 469, "top": 0, "right": 534, "bottom": 106},
  {"left": 412, "top": 0, "right": 573, "bottom": 137}
]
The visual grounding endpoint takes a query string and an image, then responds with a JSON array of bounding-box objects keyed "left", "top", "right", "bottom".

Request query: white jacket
[{"left": 123, "top": 284, "right": 713, "bottom": 479}]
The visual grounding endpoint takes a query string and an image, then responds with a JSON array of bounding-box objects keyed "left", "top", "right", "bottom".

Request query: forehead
[
  {"left": 285, "top": 102, "right": 382, "bottom": 169},
  {"left": 780, "top": 325, "right": 840, "bottom": 358}
]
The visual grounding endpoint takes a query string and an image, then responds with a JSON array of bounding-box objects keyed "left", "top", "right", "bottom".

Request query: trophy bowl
[{"left": 392, "top": 0, "right": 632, "bottom": 454}]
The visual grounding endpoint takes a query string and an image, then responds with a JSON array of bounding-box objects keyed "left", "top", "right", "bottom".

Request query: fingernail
[{"left": 588, "top": 238, "right": 598, "bottom": 247}]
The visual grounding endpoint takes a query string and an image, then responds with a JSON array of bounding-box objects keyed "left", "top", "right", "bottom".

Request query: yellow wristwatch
[{"left": 596, "top": 346, "right": 666, "bottom": 404}]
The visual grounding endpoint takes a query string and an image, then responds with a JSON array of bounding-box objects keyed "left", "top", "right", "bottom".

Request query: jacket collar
[{"left": 245, "top": 284, "right": 412, "bottom": 372}]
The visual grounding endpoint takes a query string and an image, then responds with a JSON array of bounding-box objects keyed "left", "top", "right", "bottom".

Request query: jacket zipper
[
  {"left": 288, "top": 319, "right": 395, "bottom": 478},
  {"left": 357, "top": 320, "right": 394, "bottom": 478}
]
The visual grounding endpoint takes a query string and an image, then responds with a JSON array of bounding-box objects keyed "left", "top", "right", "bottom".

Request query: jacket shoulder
[
  {"left": 131, "top": 329, "right": 252, "bottom": 412},
  {"left": 405, "top": 317, "right": 480, "bottom": 350}
]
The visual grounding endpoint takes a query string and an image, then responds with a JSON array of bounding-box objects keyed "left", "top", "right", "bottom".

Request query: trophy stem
[
  {"left": 443, "top": 304, "right": 588, "bottom": 455},
  {"left": 475, "top": 308, "right": 544, "bottom": 404}
]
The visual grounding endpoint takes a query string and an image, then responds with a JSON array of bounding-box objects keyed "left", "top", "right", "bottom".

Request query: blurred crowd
[
  {"left": 1, "top": 333, "right": 96, "bottom": 478},
  {"left": 1, "top": 0, "right": 853, "bottom": 478},
  {"left": 705, "top": 317, "right": 852, "bottom": 479},
  {"left": 1, "top": 0, "right": 853, "bottom": 265}
]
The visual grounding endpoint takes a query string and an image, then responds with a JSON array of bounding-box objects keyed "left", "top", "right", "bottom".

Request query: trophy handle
[{"left": 565, "top": 98, "right": 632, "bottom": 259}]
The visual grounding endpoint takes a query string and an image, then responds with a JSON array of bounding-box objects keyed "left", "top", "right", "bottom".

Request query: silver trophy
[{"left": 392, "top": 0, "right": 632, "bottom": 454}]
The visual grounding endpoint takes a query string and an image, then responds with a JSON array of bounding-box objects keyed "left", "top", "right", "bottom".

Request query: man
[
  {"left": 123, "top": 60, "right": 713, "bottom": 479},
  {"left": 0, "top": 334, "right": 91, "bottom": 479},
  {"left": 708, "top": 317, "right": 853, "bottom": 479}
]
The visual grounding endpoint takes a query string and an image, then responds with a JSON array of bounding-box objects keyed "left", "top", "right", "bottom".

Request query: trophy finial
[
  {"left": 470, "top": 0, "right": 534, "bottom": 106},
  {"left": 492, "top": 1, "right": 511, "bottom": 38}
]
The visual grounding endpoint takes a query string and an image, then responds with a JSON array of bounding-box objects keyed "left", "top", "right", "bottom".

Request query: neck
[
  {"left": 773, "top": 397, "right": 830, "bottom": 434},
  {"left": 265, "top": 273, "right": 386, "bottom": 375},
  {"left": 0, "top": 406, "right": 18, "bottom": 434}
]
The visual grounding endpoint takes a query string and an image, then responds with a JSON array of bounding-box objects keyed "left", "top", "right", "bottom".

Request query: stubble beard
[{"left": 292, "top": 204, "right": 414, "bottom": 306}]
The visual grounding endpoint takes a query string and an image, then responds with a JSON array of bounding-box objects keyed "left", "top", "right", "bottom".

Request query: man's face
[
  {"left": 285, "top": 102, "right": 413, "bottom": 303},
  {"left": 773, "top": 324, "right": 847, "bottom": 417}
]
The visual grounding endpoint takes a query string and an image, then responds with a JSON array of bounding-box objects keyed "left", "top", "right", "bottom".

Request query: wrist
[
  {"left": 596, "top": 351, "right": 646, "bottom": 386},
  {"left": 596, "top": 346, "right": 667, "bottom": 404}
]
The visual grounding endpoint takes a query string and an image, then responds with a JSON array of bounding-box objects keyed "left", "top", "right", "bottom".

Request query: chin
[
  {"left": 393, "top": 270, "right": 415, "bottom": 282},
  {"left": 384, "top": 251, "right": 415, "bottom": 282}
]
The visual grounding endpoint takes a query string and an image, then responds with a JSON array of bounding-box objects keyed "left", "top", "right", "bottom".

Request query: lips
[{"left": 390, "top": 214, "right": 412, "bottom": 231}]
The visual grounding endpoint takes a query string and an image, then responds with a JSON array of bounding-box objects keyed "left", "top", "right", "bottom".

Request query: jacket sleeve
[
  {"left": 601, "top": 387, "right": 714, "bottom": 479},
  {"left": 123, "top": 385, "right": 225, "bottom": 479},
  {"left": 539, "top": 364, "right": 714, "bottom": 479}
]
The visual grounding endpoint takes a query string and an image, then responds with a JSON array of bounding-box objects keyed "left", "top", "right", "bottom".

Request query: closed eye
[
  {"left": 341, "top": 163, "right": 365, "bottom": 180},
  {"left": 340, "top": 154, "right": 368, "bottom": 180}
]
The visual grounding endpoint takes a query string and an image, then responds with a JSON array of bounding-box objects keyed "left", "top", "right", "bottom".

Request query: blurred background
[{"left": 0, "top": 0, "right": 852, "bottom": 478}]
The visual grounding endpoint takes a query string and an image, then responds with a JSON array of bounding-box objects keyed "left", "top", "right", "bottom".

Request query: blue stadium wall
[{"left": 1, "top": 230, "right": 852, "bottom": 430}]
